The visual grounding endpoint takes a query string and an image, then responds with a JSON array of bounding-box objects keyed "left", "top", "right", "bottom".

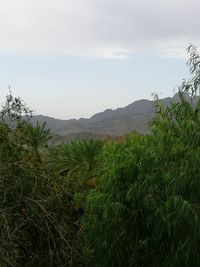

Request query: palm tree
[
  {"left": 48, "top": 139, "right": 104, "bottom": 190},
  {"left": 26, "top": 122, "right": 52, "bottom": 160}
]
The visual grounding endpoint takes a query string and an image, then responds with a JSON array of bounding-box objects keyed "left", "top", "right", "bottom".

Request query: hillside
[{"left": 31, "top": 94, "right": 199, "bottom": 144}]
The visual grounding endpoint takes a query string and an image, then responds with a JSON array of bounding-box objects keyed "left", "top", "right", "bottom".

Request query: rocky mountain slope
[{"left": 31, "top": 94, "right": 199, "bottom": 144}]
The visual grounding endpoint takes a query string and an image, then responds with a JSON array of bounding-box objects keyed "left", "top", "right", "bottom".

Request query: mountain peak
[{"left": 32, "top": 94, "right": 200, "bottom": 145}]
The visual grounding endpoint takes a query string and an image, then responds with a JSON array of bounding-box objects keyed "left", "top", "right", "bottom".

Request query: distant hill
[{"left": 31, "top": 94, "right": 200, "bottom": 145}]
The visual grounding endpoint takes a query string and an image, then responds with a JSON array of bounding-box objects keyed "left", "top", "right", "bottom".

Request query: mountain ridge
[{"left": 31, "top": 94, "right": 199, "bottom": 145}]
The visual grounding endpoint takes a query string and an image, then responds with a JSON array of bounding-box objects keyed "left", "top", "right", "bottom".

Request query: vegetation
[
  {"left": 0, "top": 95, "right": 86, "bottom": 266},
  {"left": 83, "top": 45, "right": 200, "bottom": 267},
  {"left": 0, "top": 45, "right": 200, "bottom": 266}
]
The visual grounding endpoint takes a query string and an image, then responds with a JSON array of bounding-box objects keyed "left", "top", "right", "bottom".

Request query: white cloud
[{"left": 0, "top": 0, "right": 199, "bottom": 58}]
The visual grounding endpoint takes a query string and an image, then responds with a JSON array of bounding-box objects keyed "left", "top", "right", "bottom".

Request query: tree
[
  {"left": 25, "top": 121, "right": 52, "bottom": 160},
  {"left": 84, "top": 46, "right": 200, "bottom": 267},
  {"left": 48, "top": 139, "right": 104, "bottom": 192},
  {"left": 0, "top": 94, "right": 83, "bottom": 267}
]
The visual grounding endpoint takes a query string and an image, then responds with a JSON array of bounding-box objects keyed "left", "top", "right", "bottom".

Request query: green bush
[
  {"left": 84, "top": 46, "right": 200, "bottom": 267},
  {"left": 0, "top": 94, "right": 84, "bottom": 267}
]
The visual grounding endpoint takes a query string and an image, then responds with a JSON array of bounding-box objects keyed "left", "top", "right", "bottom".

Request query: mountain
[{"left": 31, "top": 94, "right": 199, "bottom": 145}]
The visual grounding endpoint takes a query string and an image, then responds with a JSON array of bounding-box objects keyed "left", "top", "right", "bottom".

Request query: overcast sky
[{"left": 0, "top": 0, "right": 199, "bottom": 119}]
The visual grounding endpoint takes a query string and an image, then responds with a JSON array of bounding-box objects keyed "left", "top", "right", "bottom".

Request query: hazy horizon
[{"left": 0, "top": 0, "right": 198, "bottom": 119}]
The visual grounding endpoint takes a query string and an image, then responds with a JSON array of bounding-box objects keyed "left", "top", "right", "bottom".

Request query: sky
[{"left": 0, "top": 0, "right": 199, "bottom": 119}]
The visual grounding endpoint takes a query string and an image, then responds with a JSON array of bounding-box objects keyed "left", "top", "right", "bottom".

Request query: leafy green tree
[
  {"left": 48, "top": 139, "right": 104, "bottom": 192},
  {"left": 0, "top": 94, "right": 85, "bottom": 267},
  {"left": 25, "top": 121, "right": 52, "bottom": 160},
  {"left": 84, "top": 46, "right": 200, "bottom": 267}
]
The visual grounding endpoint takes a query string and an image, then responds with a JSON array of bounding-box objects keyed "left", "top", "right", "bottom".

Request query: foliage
[
  {"left": 83, "top": 46, "right": 200, "bottom": 267},
  {"left": 25, "top": 121, "right": 52, "bottom": 160},
  {"left": 48, "top": 139, "right": 104, "bottom": 192},
  {"left": 0, "top": 94, "right": 84, "bottom": 267},
  {"left": 0, "top": 93, "right": 32, "bottom": 126},
  {"left": 1, "top": 45, "right": 200, "bottom": 267}
]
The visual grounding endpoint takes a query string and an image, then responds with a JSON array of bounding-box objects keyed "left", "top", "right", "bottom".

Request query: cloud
[{"left": 0, "top": 0, "right": 199, "bottom": 58}]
